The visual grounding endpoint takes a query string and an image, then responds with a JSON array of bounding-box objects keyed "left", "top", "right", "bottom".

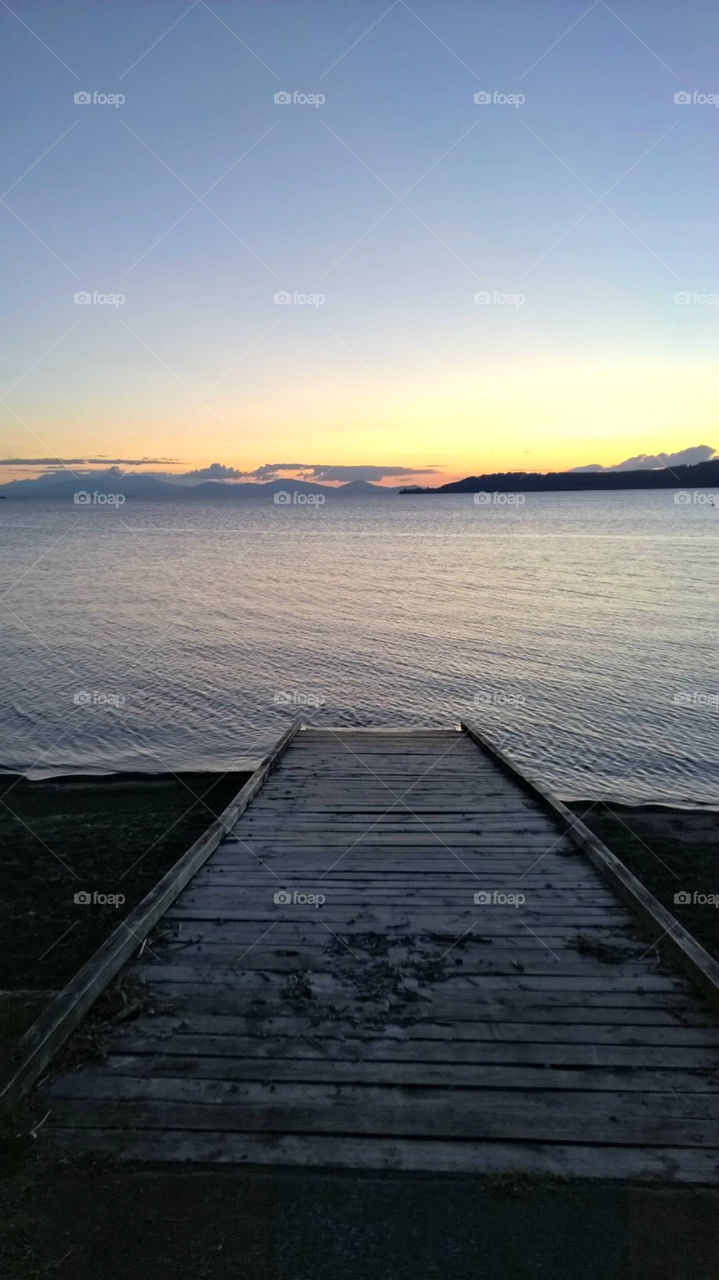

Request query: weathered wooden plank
[
  {"left": 241, "top": 817, "right": 561, "bottom": 828},
  {"left": 285, "top": 764, "right": 485, "bottom": 771},
  {"left": 45, "top": 1128, "right": 719, "bottom": 1181},
  {"left": 161, "top": 921, "right": 644, "bottom": 942},
  {"left": 98, "top": 1012, "right": 719, "bottom": 1047},
  {"left": 87, "top": 1053, "right": 719, "bottom": 1092},
  {"left": 109, "top": 1030, "right": 716, "bottom": 1068},
  {"left": 124, "top": 982, "right": 710, "bottom": 1014},
  {"left": 45, "top": 1078, "right": 718, "bottom": 1118},
  {"left": 160, "top": 919, "right": 640, "bottom": 942},
  {"left": 191, "top": 870, "right": 601, "bottom": 882},
  {"left": 45, "top": 1096, "right": 719, "bottom": 1147},
  {"left": 130, "top": 961, "right": 688, "bottom": 992},
  {"left": 144, "top": 949, "right": 659, "bottom": 978},
  {"left": 299, "top": 728, "right": 462, "bottom": 735},
  {"left": 167, "top": 890, "right": 627, "bottom": 905},
  {"left": 221, "top": 827, "right": 576, "bottom": 841},
  {"left": 259, "top": 778, "right": 516, "bottom": 788},
  {"left": 260, "top": 805, "right": 541, "bottom": 816},
  {"left": 166, "top": 896, "right": 632, "bottom": 917}
]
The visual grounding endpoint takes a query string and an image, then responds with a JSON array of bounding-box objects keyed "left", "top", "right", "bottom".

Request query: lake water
[{"left": 1, "top": 490, "right": 717, "bottom": 804}]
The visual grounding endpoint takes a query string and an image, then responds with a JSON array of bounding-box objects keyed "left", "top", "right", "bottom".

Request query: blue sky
[{"left": 1, "top": 0, "right": 717, "bottom": 482}]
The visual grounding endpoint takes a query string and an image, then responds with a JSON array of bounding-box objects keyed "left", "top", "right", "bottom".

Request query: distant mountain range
[
  {"left": 400, "top": 459, "right": 719, "bottom": 494},
  {"left": 3, "top": 461, "right": 717, "bottom": 501},
  {"left": 0, "top": 474, "right": 398, "bottom": 500}
]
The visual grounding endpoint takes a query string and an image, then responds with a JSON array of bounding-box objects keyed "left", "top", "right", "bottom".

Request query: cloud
[
  {"left": 569, "top": 444, "right": 716, "bottom": 473},
  {"left": 611, "top": 445, "right": 716, "bottom": 471},
  {"left": 5, "top": 458, "right": 441, "bottom": 486},
  {"left": 236, "top": 462, "right": 442, "bottom": 483},
  {"left": 0, "top": 457, "right": 176, "bottom": 467},
  {"left": 182, "top": 462, "right": 246, "bottom": 480}
]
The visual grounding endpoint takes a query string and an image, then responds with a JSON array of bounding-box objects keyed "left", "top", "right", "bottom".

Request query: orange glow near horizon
[{"left": 2, "top": 357, "right": 716, "bottom": 486}]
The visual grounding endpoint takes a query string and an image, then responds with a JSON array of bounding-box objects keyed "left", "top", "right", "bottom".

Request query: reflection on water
[{"left": 1, "top": 490, "right": 717, "bottom": 804}]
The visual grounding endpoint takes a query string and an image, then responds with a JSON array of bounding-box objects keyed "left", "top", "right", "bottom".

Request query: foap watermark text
[
  {"left": 274, "top": 291, "right": 325, "bottom": 307},
  {"left": 674, "top": 291, "right": 719, "bottom": 307},
  {"left": 74, "top": 690, "right": 126, "bottom": 708},
  {"left": 474, "top": 491, "right": 525, "bottom": 507},
  {"left": 673, "top": 691, "right": 718, "bottom": 709},
  {"left": 274, "top": 90, "right": 325, "bottom": 108},
  {"left": 273, "top": 691, "right": 326, "bottom": 707},
  {"left": 274, "top": 889, "right": 326, "bottom": 908},
  {"left": 674, "top": 890, "right": 719, "bottom": 907},
  {"left": 474, "top": 91, "right": 525, "bottom": 108},
  {"left": 74, "top": 491, "right": 125, "bottom": 506},
  {"left": 74, "top": 890, "right": 126, "bottom": 907},
  {"left": 74, "top": 90, "right": 125, "bottom": 108},
  {"left": 674, "top": 91, "right": 719, "bottom": 107},
  {"left": 274, "top": 490, "right": 325, "bottom": 507},
  {"left": 74, "top": 291, "right": 125, "bottom": 307},
  {"left": 474, "top": 890, "right": 526, "bottom": 907},
  {"left": 474, "top": 290, "right": 525, "bottom": 308},
  {"left": 674, "top": 490, "right": 717, "bottom": 505},
  {"left": 474, "top": 691, "right": 525, "bottom": 708}
]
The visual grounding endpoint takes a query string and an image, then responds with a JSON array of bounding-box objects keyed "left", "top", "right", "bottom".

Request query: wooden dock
[{"left": 15, "top": 724, "right": 719, "bottom": 1181}]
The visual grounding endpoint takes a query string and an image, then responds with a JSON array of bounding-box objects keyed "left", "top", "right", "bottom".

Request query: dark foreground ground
[
  {"left": 3, "top": 1147, "right": 718, "bottom": 1280},
  {"left": 0, "top": 771, "right": 248, "bottom": 1066},
  {"left": 1, "top": 782, "right": 717, "bottom": 1279},
  {"left": 567, "top": 800, "right": 719, "bottom": 962}
]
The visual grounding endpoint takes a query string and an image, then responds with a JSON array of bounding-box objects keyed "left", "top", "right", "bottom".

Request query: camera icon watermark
[
  {"left": 473, "top": 90, "right": 525, "bottom": 108},
  {"left": 274, "top": 90, "right": 325, "bottom": 108},
  {"left": 273, "top": 889, "right": 326, "bottom": 908},
  {"left": 74, "top": 90, "right": 125, "bottom": 108}
]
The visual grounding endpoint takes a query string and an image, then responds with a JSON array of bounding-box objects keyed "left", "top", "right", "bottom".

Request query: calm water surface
[{"left": 1, "top": 491, "right": 717, "bottom": 804}]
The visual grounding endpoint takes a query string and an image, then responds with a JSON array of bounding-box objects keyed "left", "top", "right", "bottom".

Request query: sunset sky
[{"left": 1, "top": 0, "right": 717, "bottom": 485}]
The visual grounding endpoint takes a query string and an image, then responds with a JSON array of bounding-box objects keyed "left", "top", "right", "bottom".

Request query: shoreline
[{"left": 2, "top": 770, "right": 715, "bottom": 813}]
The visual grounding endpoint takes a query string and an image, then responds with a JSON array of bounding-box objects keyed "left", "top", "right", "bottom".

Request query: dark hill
[{"left": 401, "top": 460, "right": 719, "bottom": 493}]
